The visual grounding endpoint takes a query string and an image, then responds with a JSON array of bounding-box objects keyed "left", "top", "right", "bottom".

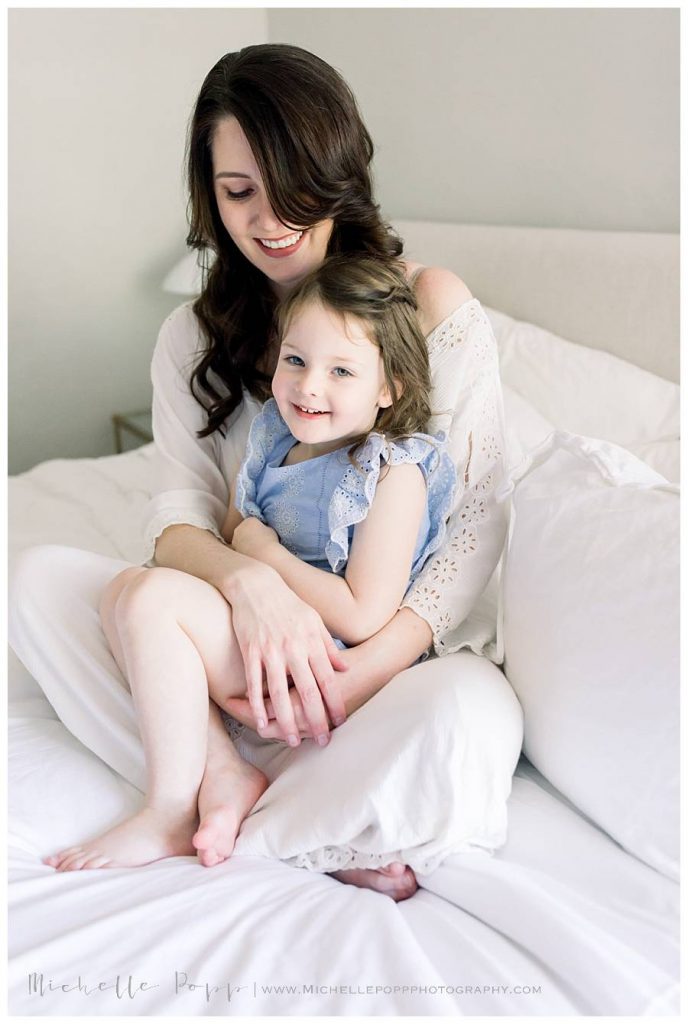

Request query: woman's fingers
[
  {"left": 309, "top": 630, "right": 348, "bottom": 726},
  {"left": 264, "top": 695, "right": 311, "bottom": 738},
  {"left": 242, "top": 644, "right": 268, "bottom": 731},
  {"left": 263, "top": 650, "right": 300, "bottom": 745},
  {"left": 287, "top": 656, "right": 331, "bottom": 742}
]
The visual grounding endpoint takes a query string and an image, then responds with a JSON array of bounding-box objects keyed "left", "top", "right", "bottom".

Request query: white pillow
[
  {"left": 502, "top": 384, "right": 556, "bottom": 472},
  {"left": 485, "top": 307, "right": 680, "bottom": 482},
  {"left": 497, "top": 431, "right": 679, "bottom": 879}
]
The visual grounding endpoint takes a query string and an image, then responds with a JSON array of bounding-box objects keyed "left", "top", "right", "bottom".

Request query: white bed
[{"left": 8, "top": 221, "right": 680, "bottom": 1016}]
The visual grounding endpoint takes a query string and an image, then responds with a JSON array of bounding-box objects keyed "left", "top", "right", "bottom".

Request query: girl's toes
[
  {"left": 59, "top": 851, "right": 91, "bottom": 872},
  {"left": 44, "top": 846, "right": 78, "bottom": 868}
]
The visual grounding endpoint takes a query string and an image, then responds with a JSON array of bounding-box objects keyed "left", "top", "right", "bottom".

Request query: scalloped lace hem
[{"left": 290, "top": 838, "right": 498, "bottom": 875}]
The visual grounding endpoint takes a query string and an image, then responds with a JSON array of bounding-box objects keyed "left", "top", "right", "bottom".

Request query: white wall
[
  {"left": 9, "top": 7, "right": 679, "bottom": 472},
  {"left": 268, "top": 7, "right": 679, "bottom": 231},
  {"left": 9, "top": 7, "right": 267, "bottom": 473}
]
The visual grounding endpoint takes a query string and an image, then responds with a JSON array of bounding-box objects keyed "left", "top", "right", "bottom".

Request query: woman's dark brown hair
[
  {"left": 277, "top": 255, "right": 432, "bottom": 465},
  {"left": 185, "top": 43, "right": 403, "bottom": 437}
]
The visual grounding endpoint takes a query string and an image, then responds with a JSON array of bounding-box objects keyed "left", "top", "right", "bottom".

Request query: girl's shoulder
[
  {"left": 325, "top": 430, "right": 456, "bottom": 574},
  {"left": 407, "top": 264, "right": 474, "bottom": 337}
]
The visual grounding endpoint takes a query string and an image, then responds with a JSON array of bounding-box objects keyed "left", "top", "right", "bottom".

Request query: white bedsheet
[{"left": 8, "top": 446, "right": 679, "bottom": 1015}]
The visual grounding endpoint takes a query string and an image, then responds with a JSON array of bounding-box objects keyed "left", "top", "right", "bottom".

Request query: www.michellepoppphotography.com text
[{"left": 27, "top": 972, "right": 542, "bottom": 1005}]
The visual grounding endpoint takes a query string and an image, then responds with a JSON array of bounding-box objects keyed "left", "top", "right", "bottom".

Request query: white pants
[{"left": 8, "top": 544, "right": 524, "bottom": 874}]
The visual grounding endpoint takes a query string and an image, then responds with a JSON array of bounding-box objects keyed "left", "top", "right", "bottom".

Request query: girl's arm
[{"left": 233, "top": 462, "right": 427, "bottom": 646}]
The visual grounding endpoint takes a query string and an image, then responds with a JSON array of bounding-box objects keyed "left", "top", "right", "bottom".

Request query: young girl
[
  {"left": 212, "top": 255, "right": 456, "bottom": 727},
  {"left": 43, "top": 255, "right": 456, "bottom": 875}
]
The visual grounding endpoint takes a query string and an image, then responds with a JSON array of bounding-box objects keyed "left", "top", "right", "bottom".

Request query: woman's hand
[
  {"left": 225, "top": 687, "right": 313, "bottom": 740},
  {"left": 224, "top": 647, "right": 365, "bottom": 741},
  {"left": 223, "top": 560, "right": 348, "bottom": 746}
]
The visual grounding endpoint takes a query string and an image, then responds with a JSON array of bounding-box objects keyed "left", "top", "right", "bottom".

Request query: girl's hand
[
  {"left": 231, "top": 517, "right": 280, "bottom": 560},
  {"left": 223, "top": 562, "right": 348, "bottom": 745}
]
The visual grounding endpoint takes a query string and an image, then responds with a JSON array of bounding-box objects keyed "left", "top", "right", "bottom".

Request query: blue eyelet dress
[{"left": 234, "top": 399, "right": 457, "bottom": 649}]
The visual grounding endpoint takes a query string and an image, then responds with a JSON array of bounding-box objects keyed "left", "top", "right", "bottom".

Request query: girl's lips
[
  {"left": 292, "top": 403, "right": 330, "bottom": 420},
  {"left": 255, "top": 231, "right": 307, "bottom": 259}
]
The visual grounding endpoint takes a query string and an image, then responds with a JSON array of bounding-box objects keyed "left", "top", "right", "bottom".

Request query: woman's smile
[{"left": 255, "top": 230, "right": 307, "bottom": 258}]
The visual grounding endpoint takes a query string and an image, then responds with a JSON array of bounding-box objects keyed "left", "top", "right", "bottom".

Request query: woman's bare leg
[{"left": 44, "top": 566, "right": 266, "bottom": 871}]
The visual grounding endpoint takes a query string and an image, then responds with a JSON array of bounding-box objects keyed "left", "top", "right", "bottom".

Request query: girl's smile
[{"left": 271, "top": 299, "right": 393, "bottom": 460}]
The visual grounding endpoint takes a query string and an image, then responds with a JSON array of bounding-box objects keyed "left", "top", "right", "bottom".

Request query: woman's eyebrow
[{"left": 214, "top": 171, "right": 252, "bottom": 180}]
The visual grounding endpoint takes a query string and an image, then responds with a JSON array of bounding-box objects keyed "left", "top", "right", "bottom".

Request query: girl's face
[
  {"left": 211, "top": 116, "right": 334, "bottom": 298},
  {"left": 271, "top": 299, "right": 393, "bottom": 457}
]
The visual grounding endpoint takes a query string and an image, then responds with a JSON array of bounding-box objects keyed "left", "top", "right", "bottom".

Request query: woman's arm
[{"left": 232, "top": 463, "right": 427, "bottom": 645}]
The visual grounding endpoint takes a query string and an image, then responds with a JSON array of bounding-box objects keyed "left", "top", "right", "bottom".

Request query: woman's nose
[{"left": 252, "top": 192, "right": 282, "bottom": 234}]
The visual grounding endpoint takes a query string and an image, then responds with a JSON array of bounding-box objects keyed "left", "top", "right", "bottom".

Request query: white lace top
[{"left": 143, "top": 298, "right": 508, "bottom": 661}]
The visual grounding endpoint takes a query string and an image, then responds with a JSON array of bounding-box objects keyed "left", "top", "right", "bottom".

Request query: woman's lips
[{"left": 255, "top": 231, "right": 307, "bottom": 259}]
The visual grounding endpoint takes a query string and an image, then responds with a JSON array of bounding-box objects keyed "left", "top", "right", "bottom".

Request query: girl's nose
[{"left": 300, "top": 369, "right": 322, "bottom": 395}]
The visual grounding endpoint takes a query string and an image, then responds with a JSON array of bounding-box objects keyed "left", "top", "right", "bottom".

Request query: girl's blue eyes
[{"left": 283, "top": 356, "right": 352, "bottom": 377}]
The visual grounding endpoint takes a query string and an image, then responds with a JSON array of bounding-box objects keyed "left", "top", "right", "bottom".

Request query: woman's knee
[{"left": 395, "top": 651, "right": 524, "bottom": 750}]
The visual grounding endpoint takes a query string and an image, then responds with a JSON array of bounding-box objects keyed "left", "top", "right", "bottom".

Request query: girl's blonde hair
[{"left": 276, "top": 255, "right": 432, "bottom": 463}]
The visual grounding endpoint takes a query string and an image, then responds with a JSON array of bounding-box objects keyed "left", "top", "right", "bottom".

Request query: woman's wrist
[
  {"left": 221, "top": 555, "right": 281, "bottom": 604},
  {"left": 154, "top": 522, "right": 279, "bottom": 599}
]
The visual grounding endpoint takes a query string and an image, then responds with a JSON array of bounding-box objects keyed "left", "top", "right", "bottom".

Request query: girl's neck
[{"left": 283, "top": 437, "right": 349, "bottom": 466}]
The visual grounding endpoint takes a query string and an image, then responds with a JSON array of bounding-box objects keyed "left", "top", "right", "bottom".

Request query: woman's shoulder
[
  {"left": 404, "top": 263, "right": 474, "bottom": 337},
  {"left": 153, "top": 301, "right": 204, "bottom": 369}
]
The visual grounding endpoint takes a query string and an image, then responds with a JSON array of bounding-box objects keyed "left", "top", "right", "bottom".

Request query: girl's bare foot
[
  {"left": 193, "top": 760, "right": 268, "bottom": 867},
  {"left": 331, "top": 861, "right": 418, "bottom": 901},
  {"left": 43, "top": 806, "right": 198, "bottom": 871}
]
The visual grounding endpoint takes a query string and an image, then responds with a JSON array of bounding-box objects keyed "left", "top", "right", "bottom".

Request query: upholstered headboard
[{"left": 393, "top": 220, "right": 679, "bottom": 383}]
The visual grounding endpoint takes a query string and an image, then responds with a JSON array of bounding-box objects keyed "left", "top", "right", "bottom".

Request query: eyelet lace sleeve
[
  {"left": 401, "top": 299, "right": 509, "bottom": 662},
  {"left": 234, "top": 399, "right": 291, "bottom": 520},
  {"left": 325, "top": 432, "right": 456, "bottom": 577}
]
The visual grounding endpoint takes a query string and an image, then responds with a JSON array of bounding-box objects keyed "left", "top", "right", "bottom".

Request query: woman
[{"left": 9, "top": 44, "right": 523, "bottom": 901}]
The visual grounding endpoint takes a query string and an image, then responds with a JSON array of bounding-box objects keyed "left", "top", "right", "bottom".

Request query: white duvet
[{"left": 8, "top": 439, "right": 679, "bottom": 1016}]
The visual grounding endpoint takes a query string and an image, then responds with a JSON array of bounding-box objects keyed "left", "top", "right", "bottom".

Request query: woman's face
[{"left": 211, "top": 116, "right": 334, "bottom": 298}]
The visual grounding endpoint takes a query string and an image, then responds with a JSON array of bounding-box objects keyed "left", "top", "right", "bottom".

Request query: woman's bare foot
[
  {"left": 331, "top": 861, "right": 418, "bottom": 902},
  {"left": 193, "top": 759, "right": 268, "bottom": 867},
  {"left": 43, "top": 806, "right": 198, "bottom": 871}
]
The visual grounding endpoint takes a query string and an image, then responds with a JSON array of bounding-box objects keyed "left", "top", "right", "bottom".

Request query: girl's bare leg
[{"left": 44, "top": 567, "right": 266, "bottom": 871}]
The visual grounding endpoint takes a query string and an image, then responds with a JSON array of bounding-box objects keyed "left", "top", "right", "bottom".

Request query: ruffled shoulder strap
[
  {"left": 325, "top": 431, "right": 457, "bottom": 574},
  {"left": 234, "top": 398, "right": 291, "bottom": 519}
]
